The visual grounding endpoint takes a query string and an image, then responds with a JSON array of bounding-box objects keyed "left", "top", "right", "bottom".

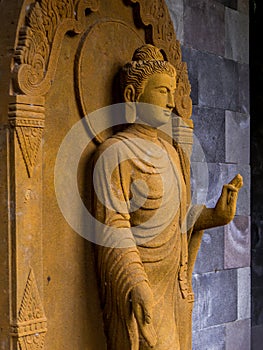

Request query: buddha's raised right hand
[{"left": 131, "top": 281, "right": 157, "bottom": 348}]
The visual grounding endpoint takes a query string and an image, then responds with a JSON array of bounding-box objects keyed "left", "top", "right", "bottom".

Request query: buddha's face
[{"left": 137, "top": 72, "right": 176, "bottom": 127}]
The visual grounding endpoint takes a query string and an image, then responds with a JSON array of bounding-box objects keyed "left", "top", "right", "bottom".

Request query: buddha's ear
[{"left": 124, "top": 84, "right": 136, "bottom": 102}]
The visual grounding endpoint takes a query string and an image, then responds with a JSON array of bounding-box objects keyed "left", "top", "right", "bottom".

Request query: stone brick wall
[{"left": 166, "top": 0, "right": 250, "bottom": 348}]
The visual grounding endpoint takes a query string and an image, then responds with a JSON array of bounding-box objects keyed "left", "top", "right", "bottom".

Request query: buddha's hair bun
[{"left": 132, "top": 44, "right": 165, "bottom": 62}]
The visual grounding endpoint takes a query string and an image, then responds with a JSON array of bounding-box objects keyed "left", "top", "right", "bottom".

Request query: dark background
[{"left": 250, "top": 0, "right": 263, "bottom": 347}]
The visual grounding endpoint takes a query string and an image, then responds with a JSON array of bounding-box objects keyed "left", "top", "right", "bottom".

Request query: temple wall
[{"left": 166, "top": 0, "right": 251, "bottom": 348}]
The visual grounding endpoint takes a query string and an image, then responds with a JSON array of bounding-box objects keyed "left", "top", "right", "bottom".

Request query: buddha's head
[{"left": 120, "top": 44, "right": 177, "bottom": 127}]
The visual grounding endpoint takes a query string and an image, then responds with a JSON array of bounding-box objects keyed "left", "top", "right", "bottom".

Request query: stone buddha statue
[{"left": 92, "top": 44, "right": 243, "bottom": 350}]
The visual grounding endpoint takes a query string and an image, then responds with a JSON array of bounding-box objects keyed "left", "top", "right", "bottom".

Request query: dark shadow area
[{"left": 250, "top": 0, "right": 263, "bottom": 347}]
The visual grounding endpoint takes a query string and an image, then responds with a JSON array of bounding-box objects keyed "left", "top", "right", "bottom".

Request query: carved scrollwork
[
  {"left": 129, "top": 0, "right": 192, "bottom": 119},
  {"left": 13, "top": 0, "right": 100, "bottom": 97},
  {"left": 76, "top": 0, "right": 100, "bottom": 18},
  {"left": 173, "top": 63, "right": 192, "bottom": 119},
  {"left": 10, "top": 269, "right": 47, "bottom": 350},
  {"left": 130, "top": 0, "right": 181, "bottom": 61}
]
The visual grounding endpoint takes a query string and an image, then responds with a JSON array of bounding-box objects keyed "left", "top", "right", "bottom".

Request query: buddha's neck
[{"left": 128, "top": 122, "right": 158, "bottom": 140}]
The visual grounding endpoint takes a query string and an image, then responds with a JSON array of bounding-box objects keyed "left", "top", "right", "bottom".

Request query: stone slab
[
  {"left": 225, "top": 110, "right": 250, "bottom": 164},
  {"left": 238, "top": 63, "right": 250, "bottom": 114},
  {"left": 192, "top": 324, "right": 226, "bottom": 350},
  {"left": 193, "top": 269, "right": 237, "bottom": 329},
  {"left": 194, "top": 226, "right": 225, "bottom": 274},
  {"left": 183, "top": 47, "right": 247, "bottom": 113},
  {"left": 224, "top": 216, "right": 250, "bottom": 269},
  {"left": 184, "top": 0, "right": 225, "bottom": 56},
  {"left": 237, "top": 267, "right": 251, "bottom": 320},
  {"left": 226, "top": 319, "right": 251, "bottom": 350},
  {"left": 225, "top": 7, "right": 249, "bottom": 63},
  {"left": 192, "top": 106, "right": 225, "bottom": 163},
  {"left": 198, "top": 52, "right": 238, "bottom": 110},
  {"left": 182, "top": 48, "right": 245, "bottom": 113}
]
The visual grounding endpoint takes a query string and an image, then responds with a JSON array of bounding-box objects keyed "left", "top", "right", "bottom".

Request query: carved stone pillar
[
  {"left": 8, "top": 95, "right": 46, "bottom": 350},
  {"left": 172, "top": 117, "right": 193, "bottom": 158},
  {"left": 10, "top": 269, "right": 47, "bottom": 350},
  {"left": 8, "top": 96, "right": 45, "bottom": 177}
]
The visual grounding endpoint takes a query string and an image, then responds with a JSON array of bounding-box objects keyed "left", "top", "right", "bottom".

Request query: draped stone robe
[{"left": 92, "top": 124, "right": 204, "bottom": 350}]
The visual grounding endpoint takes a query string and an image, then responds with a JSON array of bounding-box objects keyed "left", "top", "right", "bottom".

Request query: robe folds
[{"left": 92, "top": 123, "right": 204, "bottom": 350}]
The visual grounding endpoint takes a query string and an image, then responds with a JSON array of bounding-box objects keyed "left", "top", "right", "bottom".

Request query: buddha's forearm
[{"left": 193, "top": 206, "right": 229, "bottom": 231}]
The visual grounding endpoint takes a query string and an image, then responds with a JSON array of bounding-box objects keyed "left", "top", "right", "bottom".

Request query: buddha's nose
[{"left": 167, "top": 93, "right": 175, "bottom": 109}]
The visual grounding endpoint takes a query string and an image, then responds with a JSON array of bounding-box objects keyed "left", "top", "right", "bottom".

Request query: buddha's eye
[{"left": 159, "top": 88, "right": 168, "bottom": 94}]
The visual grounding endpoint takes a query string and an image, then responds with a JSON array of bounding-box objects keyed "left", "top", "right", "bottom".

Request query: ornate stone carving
[
  {"left": 12, "top": 0, "right": 100, "bottom": 96},
  {"left": 9, "top": 97, "right": 45, "bottom": 177},
  {"left": 14, "top": 122, "right": 44, "bottom": 178},
  {"left": 130, "top": 0, "right": 180, "bottom": 54},
  {"left": 10, "top": 1, "right": 101, "bottom": 178},
  {"left": 10, "top": 269, "right": 47, "bottom": 350},
  {"left": 76, "top": 0, "right": 100, "bottom": 17}
]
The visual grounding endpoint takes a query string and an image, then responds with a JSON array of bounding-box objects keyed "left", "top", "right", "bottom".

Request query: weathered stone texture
[
  {"left": 192, "top": 324, "right": 225, "bottom": 350},
  {"left": 193, "top": 269, "right": 238, "bottom": 329},
  {"left": 237, "top": 267, "right": 251, "bottom": 320},
  {"left": 238, "top": 63, "right": 250, "bottom": 114},
  {"left": 192, "top": 106, "right": 225, "bottom": 163},
  {"left": 184, "top": 0, "right": 225, "bottom": 56},
  {"left": 193, "top": 318, "right": 251, "bottom": 350},
  {"left": 224, "top": 216, "right": 250, "bottom": 269},
  {"left": 182, "top": 48, "right": 240, "bottom": 111},
  {"left": 198, "top": 55, "right": 239, "bottom": 110},
  {"left": 194, "top": 226, "right": 225, "bottom": 274},
  {"left": 225, "top": 7, "right": 249, "bottom": 63},
  {"left": 225, "top": 110, "right": 250, "bottom": 164},
  {"left": 225, "top": 319, "right": 251, "bottom": 350}
]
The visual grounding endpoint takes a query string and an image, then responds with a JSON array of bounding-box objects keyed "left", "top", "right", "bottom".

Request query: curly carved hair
[{"left": 120, "top": 44, "right": 176, "bottom": 101}]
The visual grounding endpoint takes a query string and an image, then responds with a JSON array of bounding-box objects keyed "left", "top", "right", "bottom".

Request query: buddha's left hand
[{"left": 214, "top": 174, "right": 243, "bottom": 225}]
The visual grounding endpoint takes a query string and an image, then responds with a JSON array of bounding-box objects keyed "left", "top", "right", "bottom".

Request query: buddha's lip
[{"left": 163, "top": 110, "right": 172, "bottom": 116}]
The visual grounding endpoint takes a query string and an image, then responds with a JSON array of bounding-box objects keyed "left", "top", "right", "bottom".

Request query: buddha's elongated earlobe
[
  {"left": 124, "top": 84, "right": 137, "bottom": 123},
  {"left": 124, "top": 102, "right": 136, "bottom": 123}
]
